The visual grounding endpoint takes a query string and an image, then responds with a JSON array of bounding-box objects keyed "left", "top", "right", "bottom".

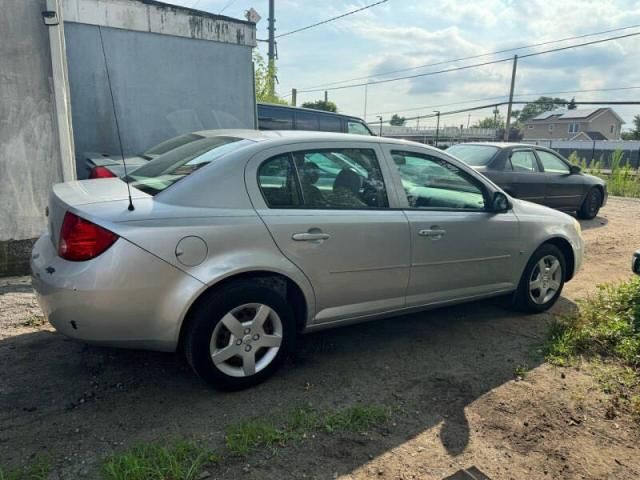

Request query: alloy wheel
[
  {"left": 529, "top": 255, "right": 562, "bottom": 305},
  {"left": 209, "top": 303, "right": 283, "bottom": 377}
]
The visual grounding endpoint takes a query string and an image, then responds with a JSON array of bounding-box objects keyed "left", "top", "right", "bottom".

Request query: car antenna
[{"left": 98, "top": 26, "right": 134, "bottom": 211}]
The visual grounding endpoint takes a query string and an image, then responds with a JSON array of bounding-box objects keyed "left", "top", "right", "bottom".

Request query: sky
[{"left": 171, "top": 0, "right": 640, "bottom": 130}]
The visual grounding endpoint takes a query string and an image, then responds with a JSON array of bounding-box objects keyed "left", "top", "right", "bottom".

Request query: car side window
[
  {"left": 537, "top": 150, "right": 570, "bottom": 174},
  {"left": 258, "top": 154, "right": 302, "bottom": 208},
  {"left": 292, "top": 148, "right": 388, "bottom": 209},
  {"left": 347, "top": 121, "right": 371, "bottom": 136},
  {"left": 510, "top": 151, "right": 539, "bottom": 172},
  {"left": 390, "top": 150, "right": 486, "bottom": 210}
]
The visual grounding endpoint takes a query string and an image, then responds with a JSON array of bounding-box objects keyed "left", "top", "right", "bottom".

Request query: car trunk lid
[{"left": 48, "top": 179, "right": 150, "bottom": 248}]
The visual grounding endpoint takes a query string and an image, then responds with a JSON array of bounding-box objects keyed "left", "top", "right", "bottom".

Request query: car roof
[
  {"left": 257, "top": 102, "right": 366, "bottom": 121},
  {"left": 191, "top": 129, "right": 440, "bottom": 149},
  {"left": 452, "top": 142, "right": 546, "bottom": 149}
]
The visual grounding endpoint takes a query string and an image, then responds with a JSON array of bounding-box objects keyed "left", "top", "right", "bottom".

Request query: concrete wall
[
  {"left": 0, "top": 0, "right": 65, "bottom": 274},
  {"left": 65, "top": 23, "right": 255, "bottom": 177}
]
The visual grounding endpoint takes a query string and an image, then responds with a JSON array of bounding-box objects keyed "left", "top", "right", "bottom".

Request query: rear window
[
  {"left": 446, "top": 145, "right": 499, "bottom": 166},
  {"left": 258, "top": 106, "right": 293, "bottom": 130},
  {"left": 125, "top": 136, "right": 253, "bottom": 195},
  {"left": 143, "top": 133, "right": 203, "bottom": 158}
]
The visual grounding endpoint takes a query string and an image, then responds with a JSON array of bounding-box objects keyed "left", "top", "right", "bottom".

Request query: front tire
[
  {"left": 183, "top": 281, "right": 295, "bottom": 390},
  {"left": 577, "top": 187, "right": 602, "bottom": 220},
  {"left": 513, "top": 244, "right": 566, "bottom": 313}
]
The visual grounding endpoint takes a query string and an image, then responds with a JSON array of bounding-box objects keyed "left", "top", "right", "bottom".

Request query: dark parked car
[
  {"left": 257, "top": 103, "right": 374, "bottom": 135},
  {"left": 447, "top": 143, "right": 607, "bottom": 219},
  {"left": 86, "top": 105, "right": 374, "bottom": 178}
]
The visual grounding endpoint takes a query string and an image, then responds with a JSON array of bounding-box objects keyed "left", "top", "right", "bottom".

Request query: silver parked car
[{"left": 31, "top": 131, "right": 584, "bottom": 389}]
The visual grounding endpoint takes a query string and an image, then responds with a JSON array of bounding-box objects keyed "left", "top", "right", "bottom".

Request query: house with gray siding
[{"left": 523, "top": 108, "right": 624, "bottom": 141}]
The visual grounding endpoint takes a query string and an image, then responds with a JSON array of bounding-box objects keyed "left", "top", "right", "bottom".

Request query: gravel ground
[{"left": 1, "top": 196, "right": 639, "bottom": 479}]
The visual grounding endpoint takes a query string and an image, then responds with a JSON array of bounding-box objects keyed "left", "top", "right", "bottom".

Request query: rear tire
[
  {"left": 577, "top": 188, "right": 602, "bottom": 220},
  {"left": 183, "top": 280, "right": 296, "bottom": 390},
  {"left": 513, "top": 244, "right": 566, "bottom": 313}
]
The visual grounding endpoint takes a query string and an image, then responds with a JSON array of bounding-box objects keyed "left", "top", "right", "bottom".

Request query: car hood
[{"left": 510, "top": 197, "right": 574, "bottom": 221}]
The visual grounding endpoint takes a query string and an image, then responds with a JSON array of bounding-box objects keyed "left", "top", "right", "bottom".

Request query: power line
[
  {"left": 276, "top": 0, "right": 388, "bottom": 39},
  {"left": 296, "top": 31, "right": 640, "bottom": 94},
  {"left": 368, "top": 86, "right": 640, "bottom": 117},
  {"left": 218, "top": 0, "right": 239, "bottom": 14},
  {"left": 291, "top": 23, "right": 640, "bottom": 91}
]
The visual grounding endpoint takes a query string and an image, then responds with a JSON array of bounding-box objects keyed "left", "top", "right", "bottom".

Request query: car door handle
[
  {"left": 418, "top": 228, "right": 446, "bottom": 239},
  {"left": 292, "top": 232, "right": 330, "bottom": 241}
]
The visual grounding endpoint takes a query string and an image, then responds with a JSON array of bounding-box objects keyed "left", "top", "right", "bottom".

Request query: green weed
[{"left": 102, "top": 440, "right": 219, "bottom": 480}]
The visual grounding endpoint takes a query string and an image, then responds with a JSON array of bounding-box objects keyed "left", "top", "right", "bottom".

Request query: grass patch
[
  {"left": 545, "top": 277, "right": 640, "bottom": 419},
  {"left": 102, "top": 440, "right": 219, "bottom": 480},
  {"left": 545, "top": 278, "right": 640, "bottom": 366},
  {"left": 225, "top": 404, "right": 389, "bottom": 456},
  {"left": 22, "top": 316, "right": 46, "bottom": 328},
  {"left": 513, "top": 364, "right": 528, "bottom": 380},
  {"left": 0, "top": 458, "right": 50, "bottom": 480},
  {"left": 569, "top": 149, "right": 640, "bottom": 198}
]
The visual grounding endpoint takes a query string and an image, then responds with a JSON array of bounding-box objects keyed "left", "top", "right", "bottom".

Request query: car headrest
[
  {"left": 333, "top": 168, "right": 361, "bottom": 194},
  {"left": 300, "top": 162, "right": 320, "bottom": 185}
]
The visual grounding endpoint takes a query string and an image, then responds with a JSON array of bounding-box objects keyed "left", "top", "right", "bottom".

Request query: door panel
[
  {"left": 258, "top": 210, "right": 410, "bottom": 321},
  {"left": 403, "top": 210, "right": 520, "bottom": 305},
  {"left": 502, "top": 150, "right": 546, "bottom": 204},
  {"left": 382, "top": 147, "right": 520, "bottom": 306},
  {"left": 246, "top": 142, "right": 410, "bottom": 324},
  {"left": 535, "top": 149, "right": 585, "bottom": 209}
]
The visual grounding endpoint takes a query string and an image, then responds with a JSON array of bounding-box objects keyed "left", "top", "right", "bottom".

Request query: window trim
[
  {"left": 534, "top": 148, "right": 571, "bottom": 174},
  {"left": 568, "top": 122, "right": 579, "bottom": 134},
  {"left": 388, "top": 149, "right": 491, "bottom": 212},
  {"left": 256, "top": 147, "right": 391, "bottom": 210},
  {"left": 509, "top": 148, "right": 541, "bottom": 173}
]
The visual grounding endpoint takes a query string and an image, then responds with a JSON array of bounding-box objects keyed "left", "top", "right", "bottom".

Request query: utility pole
[
  {"left": 363, "top": 83, "right": 368, "bottom": 119},
  {"left": 267, "top": 0, "right": 276, "bottom": 97},
  {"left": 504, "top": 54, "right": 518, "bottom": 141},
  {"left": 466, "top": 113, "right": 471, "bottom": 129},
  {"left": 324, "top": 90, "right": 328, "bottom": 103},
  {"left": 434, "top": 111, "right": 441, "bottom": 147},
  {"left": 493, "top": 106, "right": 499, "bottom": 140},
  {"left": 291, "top": 88, "right": 297, "bottom": 106},
  {"left": 377, "top": 116, "right": 383, "bottom": 136}
]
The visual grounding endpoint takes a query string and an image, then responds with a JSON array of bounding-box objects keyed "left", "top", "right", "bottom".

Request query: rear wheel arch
[{"left": 177, "top": 271, "right": 309, "bottom": 350}]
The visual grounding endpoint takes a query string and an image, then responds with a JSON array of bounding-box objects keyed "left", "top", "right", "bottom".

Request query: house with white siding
[{"left": 523, "top": 108, "right": 624, "bottom": 141}]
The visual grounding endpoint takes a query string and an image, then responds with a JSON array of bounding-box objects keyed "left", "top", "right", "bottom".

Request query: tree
[
  {"left": 389, "top": 114, "right": 406, "bottom": 126},
  {"left": 301, "top": 100, "right": 337, "bottom": 112},
  {"left": 511, "top": 96, "right": 569, "bottom": 123},
  {"left": 621, "top": 114, "right": 640, "bottom": 140},
  {"left": 473, "top": 108, "right": 504, "bottom": 129},
  {"left": 567, "top": 97, "right": 577, "bottom": 110},
  {"left": 253, "top": 51, "right": 287, "bottom": 105}
]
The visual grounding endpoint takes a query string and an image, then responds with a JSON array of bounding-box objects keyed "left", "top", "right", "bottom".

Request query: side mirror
[
  {"left": 491, "top": 191, "right": 511, "bottom": 213},
  {"left": 570, "top": 165, "right": 581, "bottom": 174}
]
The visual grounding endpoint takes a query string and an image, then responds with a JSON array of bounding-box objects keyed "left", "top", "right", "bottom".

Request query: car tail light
[
  {"left": 58, "top": 212, "right": 119, "bottom": 261},
  {"left": 88, "top": 166, "right": 116, "bottom": 179}
]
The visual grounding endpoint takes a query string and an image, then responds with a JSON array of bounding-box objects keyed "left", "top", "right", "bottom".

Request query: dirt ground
[{"left": 1, "top": 197, "right": 639, "bottom": 480}]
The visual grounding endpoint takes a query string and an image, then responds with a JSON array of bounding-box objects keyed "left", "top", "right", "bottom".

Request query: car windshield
[
  {"left": 125, "top": 136, "right": 253, "bottom": 195},
  {"left": 447, "top": 145, "right": 499, "bottom": 166},
  {"left": 142, "top": 133, "right": 204, "bottom": 159}
]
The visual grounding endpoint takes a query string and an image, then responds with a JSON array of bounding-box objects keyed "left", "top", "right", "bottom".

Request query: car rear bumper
[{"left": 30, "top": 234, "right": 204, "bottom": 352}]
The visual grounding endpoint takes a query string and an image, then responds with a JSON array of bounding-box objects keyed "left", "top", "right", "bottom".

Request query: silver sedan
[{"left": 31, "top": 130, "right": 584, "bottom": 389}]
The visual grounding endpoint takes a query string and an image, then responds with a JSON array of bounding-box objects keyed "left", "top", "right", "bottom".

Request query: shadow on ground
[
  {"left": 578, "top": 215, "right": 608, "bottom": 231},
  {"left": 0, "top": 297, "right": 576, "bottom": 479}
]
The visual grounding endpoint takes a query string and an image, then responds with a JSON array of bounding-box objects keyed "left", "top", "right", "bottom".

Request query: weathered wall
[
  {"left": 0, "top": 0, "right": 64, "bottom": 273},
  {"left": 65, "top": 22, "right": 255, "bottom": 177}
]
